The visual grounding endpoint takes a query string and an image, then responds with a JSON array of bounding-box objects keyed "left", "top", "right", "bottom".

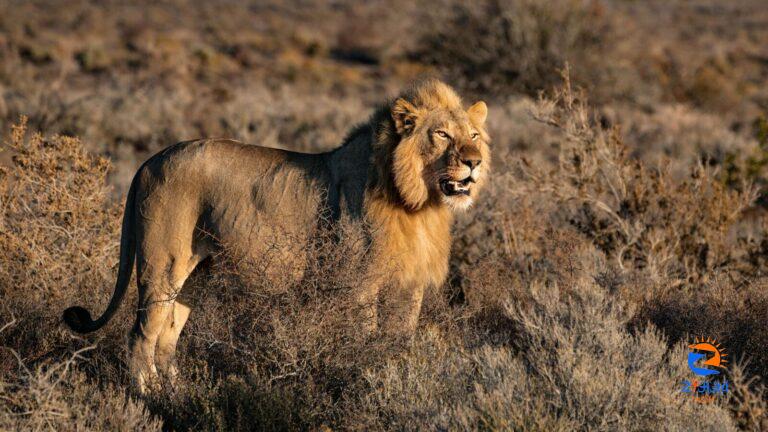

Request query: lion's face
[{"left": 391, "top": 97, "right": 490, "bottom": 211}]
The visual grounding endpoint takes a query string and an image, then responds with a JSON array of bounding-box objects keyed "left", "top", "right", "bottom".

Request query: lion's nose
[{"left": 462, "top": 158, "right": 481, "bottom": 170}]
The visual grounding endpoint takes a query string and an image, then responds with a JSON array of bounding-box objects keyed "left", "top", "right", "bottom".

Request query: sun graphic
[{"left": 689, "top": 337, "right": 728, "bottom": 368}]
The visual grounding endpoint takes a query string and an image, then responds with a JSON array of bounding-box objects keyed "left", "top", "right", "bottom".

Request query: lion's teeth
[{"left": 447, "top": 181, "right": 467, "bottom": 189}]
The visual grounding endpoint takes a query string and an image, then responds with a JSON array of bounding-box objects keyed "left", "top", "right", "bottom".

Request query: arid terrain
[{"left": 2, "top": 0, "right": 768, "bottom": 430}]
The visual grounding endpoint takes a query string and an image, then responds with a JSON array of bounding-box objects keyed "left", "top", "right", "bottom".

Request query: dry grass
[{"left": 2, "top": 0, "right": 768, "bottom": 430}]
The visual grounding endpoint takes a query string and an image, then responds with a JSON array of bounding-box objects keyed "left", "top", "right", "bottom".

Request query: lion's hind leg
[
  {"left": 128, "top": 268, "right": 176, "bottom": 394},
  {"left": 155, "top": 300, "right": 191, "bottom": 385},
  {"left": 129, "top": 252, "right": 198, "bottom": 393},
  {"left": 155, "top": 247, "right": 209, "bottom": 385}
]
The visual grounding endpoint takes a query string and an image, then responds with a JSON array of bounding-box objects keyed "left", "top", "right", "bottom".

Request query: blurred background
[{"left": 2, "top": 0, "right": 767, "bottom": 193}]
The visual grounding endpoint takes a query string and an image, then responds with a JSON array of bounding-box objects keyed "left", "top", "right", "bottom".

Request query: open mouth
[{"left": 440, "top": 177, "right": 473, "bottom": 196}]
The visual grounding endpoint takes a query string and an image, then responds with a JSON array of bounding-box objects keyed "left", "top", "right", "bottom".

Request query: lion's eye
[
  {"left": 436, "top": 130, "right": 450, "bottom": 140},
  {"left": 471, "top": 132, "right": 480, "bottom": 141}
]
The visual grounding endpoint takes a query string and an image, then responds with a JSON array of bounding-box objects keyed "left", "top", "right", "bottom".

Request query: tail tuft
[{"left": 63, "top": 306, "right": 97, "bottom": 333}]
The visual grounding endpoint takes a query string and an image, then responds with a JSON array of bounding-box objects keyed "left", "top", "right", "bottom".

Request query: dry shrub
[
  {"left": 1, "top": 336, "right": 161, "bottom": 431},
  {"left": 0, "top": 120, "right": 146, "bottom": 430},
  {"left": 634, "top": 277, "right": 768, "bottom": 403},
  {"left": 721, "top": 116, "right": 768, "bottom": 205},
  {"left": 506, "top": 75, "right": 768, "bottom": 428},
  {"left": 0, "top": 118, "right": 118, "bottom": 292},
  {"left": 607, "top": 103, "right": 758, "bottom": 178},
  {"left": 350, "top": 271, "right": 738, "bottom": 431},
  {"left": 527, "top": 72, "right": 756, "bottom": 286},
  {"left": 417, "top": 0, "right": 613, "bottom": 98},
  {"left": 0, "top": 117, "right": 126, "bottom": 376},
  {"left": 188, "top": 220, "right": 379, "bottom": 370},
  {"left": 728, "top": 363, "right": 768, "bottom": 431},
  {"left": 446, "top": 72, "right": 768, "bottom": 429}
]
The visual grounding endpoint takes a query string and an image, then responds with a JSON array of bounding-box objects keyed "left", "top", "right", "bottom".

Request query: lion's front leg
[
  {"left": 379, "top": 280, "right": 426, "bottom": 338},
  {"left": 353, "top": 282, "right": 380, "bottom": 337}
]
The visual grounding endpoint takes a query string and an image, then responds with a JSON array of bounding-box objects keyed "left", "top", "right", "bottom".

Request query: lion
[{"left": 63, "top": 79, "right": 490, "bottom": 393}]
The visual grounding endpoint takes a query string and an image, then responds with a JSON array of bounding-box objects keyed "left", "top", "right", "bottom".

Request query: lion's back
[{"left": 134, "top": 139, "right": 332, "bottom": 258}]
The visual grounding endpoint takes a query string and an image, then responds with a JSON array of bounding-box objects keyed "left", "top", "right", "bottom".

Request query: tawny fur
[{"left": 62, "top": 79, "right": 491, "bottom": 393}]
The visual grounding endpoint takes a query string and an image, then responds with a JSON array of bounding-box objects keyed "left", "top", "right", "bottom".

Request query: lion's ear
[
  {"left": 467, "top": 101, "right": 487, "bottom": 126},
  {"left": 392, "top": 98, "right": 418, "bottom": 134}
]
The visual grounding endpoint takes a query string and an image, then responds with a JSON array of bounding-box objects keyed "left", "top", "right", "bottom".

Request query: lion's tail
[{"left": 63, "top": 173, "right": 138, "bottom": 334}]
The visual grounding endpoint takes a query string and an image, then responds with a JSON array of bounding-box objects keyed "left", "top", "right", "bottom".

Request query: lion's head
[{"left": 379, "top": 79, "right": 490, "bottom": 211}]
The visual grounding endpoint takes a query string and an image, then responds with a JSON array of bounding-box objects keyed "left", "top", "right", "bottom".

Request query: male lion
[{"left": 63, "top": 79, "right": 490, "bottom": 392}]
